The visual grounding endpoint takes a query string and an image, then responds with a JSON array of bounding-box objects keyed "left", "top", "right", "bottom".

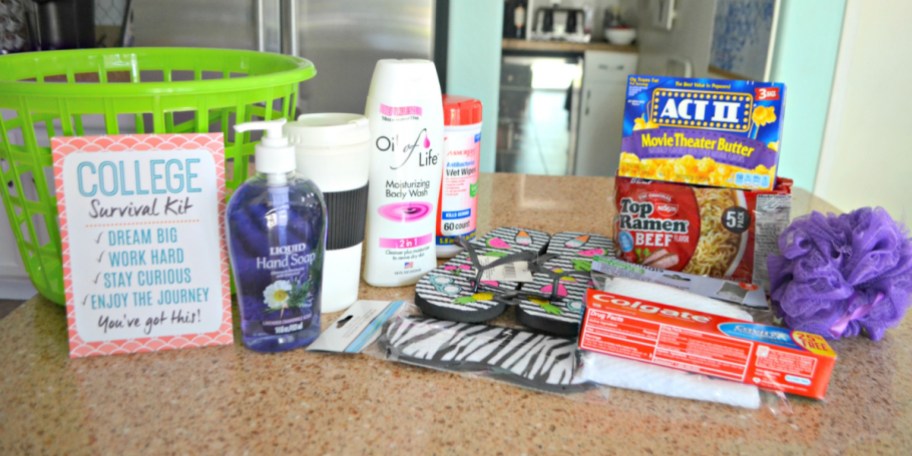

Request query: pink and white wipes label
[{"left": 436, "top": 125, "right": 481, "bottom": 247}]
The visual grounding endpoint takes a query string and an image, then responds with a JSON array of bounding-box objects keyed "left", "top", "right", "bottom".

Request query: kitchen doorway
[{"left": 496, "top": 56, "right": 582, "bottom": 175}]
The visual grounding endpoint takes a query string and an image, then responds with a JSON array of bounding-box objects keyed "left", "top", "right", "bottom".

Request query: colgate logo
[
  {"left": 655, "top": 203, "right": 678, "bottom": 217},
  {"left": 591, "top": 291, "right": 712, "bottom": 323}
]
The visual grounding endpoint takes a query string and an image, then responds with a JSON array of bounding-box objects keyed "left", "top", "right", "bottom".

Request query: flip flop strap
[{"left": 457, "top": 237, "right": 536, "bottom": 292}]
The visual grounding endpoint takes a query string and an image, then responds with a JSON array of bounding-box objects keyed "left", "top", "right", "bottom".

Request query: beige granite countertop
[{"left": 2, "top": 173, "right": 910, "bottom": 455}]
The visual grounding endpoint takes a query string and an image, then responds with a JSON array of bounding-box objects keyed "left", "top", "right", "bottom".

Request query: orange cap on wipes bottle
[{"left": 443, "top": 95, "right": 482, "bottom": 126}]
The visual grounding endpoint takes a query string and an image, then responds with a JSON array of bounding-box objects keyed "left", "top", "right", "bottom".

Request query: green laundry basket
[{"left": 0, "top": 47, "right": 316, "bottom": 305}]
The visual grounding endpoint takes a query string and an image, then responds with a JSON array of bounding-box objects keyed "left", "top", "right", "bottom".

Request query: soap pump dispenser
[{"left": 225, "top": 119, "right": 327, "bottom": 352}]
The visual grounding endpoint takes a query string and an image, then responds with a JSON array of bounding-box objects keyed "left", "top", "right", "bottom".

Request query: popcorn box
[
  {"left": 579, "top": 289, "right": 837, "bottom": 399},
  {"left": 620, "top": 75, "right": 786, "bottom": 191}
]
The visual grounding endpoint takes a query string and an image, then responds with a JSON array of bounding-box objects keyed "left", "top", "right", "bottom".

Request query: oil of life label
[
  {"left": 437, "top": 130, "right": 480, "bottom": 246},
  {"left": 372, "top": 121, "right": 441, "bottom": 276},
  {"left": 53, "top": 134, "right": 232, "bottom": 357}
]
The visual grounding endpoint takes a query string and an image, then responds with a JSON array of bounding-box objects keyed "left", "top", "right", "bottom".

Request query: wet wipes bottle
[
  {"left": 363, "top": 59, "right": 444, "bottom": 287},
  {"left": 225, "top": 119, "right": 327, "bottom": 352},
  {"left": 436, "top": 95, "right": 483, "bottom": 258}
]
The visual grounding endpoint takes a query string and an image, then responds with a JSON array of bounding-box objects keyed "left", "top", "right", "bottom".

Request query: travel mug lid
[{"left": 286, "top": 113, "right": 370, "bottom": 148}]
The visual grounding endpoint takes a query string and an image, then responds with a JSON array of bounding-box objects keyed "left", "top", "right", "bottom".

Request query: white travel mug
[{"left": 286, "top": 113, "right": 370, "bottom": 313}]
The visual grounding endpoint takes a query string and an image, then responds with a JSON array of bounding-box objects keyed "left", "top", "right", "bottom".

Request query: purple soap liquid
[{"left": 226, "top": 172, "right": 326, "bottom": 352}]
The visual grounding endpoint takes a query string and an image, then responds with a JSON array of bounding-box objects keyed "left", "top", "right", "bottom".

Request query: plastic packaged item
[
  {"left": 590, "top": 255, "right": 768, "bottom": 309},
  {"left": 225, "top": 119, "right": 327, "bottom": 352},
  {"left": 286, "top": 113, "right": 370, "bottom": 313},
  {"left": 363, "top": 59, "right": 444, "bottom": 287},
  {"left": 310, "top": 299, "right": 590, "bottom": 393},
  {"left": 614, "top": 176, "right": 792, "bottom": 290},
  {"left": 307, "top": 300, "right": 407, "bottom": 353},
  {"left": 619, "top": 75, "right": 786, "bottom": 190},
  {"left": 381, "top": 315, "right": 589, "bottom": 393},
  {"left": 309, "top": 299, "right": 795, "bottom": 409},
  {"left": 579, "top": 280, "right": 837, "bottom": 400},
  {"left": 579, "top": 277, "right": 762, "bottom": 408},
  {"left": 436, "top": 95, "right": 483, "bottom": 258}
]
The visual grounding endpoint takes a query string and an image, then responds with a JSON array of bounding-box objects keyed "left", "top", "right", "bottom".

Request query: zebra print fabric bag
[{"left": 380, "top": 315, "right": 590, "bottom": 393}]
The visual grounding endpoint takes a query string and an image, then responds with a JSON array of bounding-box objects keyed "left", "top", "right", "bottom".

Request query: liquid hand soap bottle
[{"left": 226, "top": 119, "right": 327, "bottom": 352}]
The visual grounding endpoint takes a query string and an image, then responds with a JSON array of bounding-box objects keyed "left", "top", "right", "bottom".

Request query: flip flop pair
[
  {"left": 415, "top": 227, "right": 615, "bottom": 337},
  {"left": 415, "top": 244, "right": 533, "bottom": 322}
]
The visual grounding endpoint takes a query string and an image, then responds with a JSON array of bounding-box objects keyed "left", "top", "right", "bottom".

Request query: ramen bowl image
[{"left": 614, "top": 176, "right": 792, "bottom": 287}]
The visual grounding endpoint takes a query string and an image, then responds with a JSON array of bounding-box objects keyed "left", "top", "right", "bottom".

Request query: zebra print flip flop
[
  {"left": 380, "top": 315, "right": 589, "bottom": 393},
  {"left": 471, "top": 226, "right": 551, "bottom": 254},
  {"left": 414, "top": 247, "right": 528, "bottom": 323},
  {"left": 515, "top": 257, "right": 593, "bottom": 337},
  {"left": 545, "top": 232, "right": 617, "bottom": 268},
  {"left": 414, "top": 228, "right": 614, "bottom": 334}
]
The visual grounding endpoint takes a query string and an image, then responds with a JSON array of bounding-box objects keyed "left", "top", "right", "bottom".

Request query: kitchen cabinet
[{"left": 573, "top": 50, "right": 637, "bottom": 177}]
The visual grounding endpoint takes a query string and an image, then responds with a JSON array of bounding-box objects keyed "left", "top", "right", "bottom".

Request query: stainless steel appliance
[
  {"left": 27, "top": 0, "right": 95, "bottom": 50},
  {"left": 529, "top": 5, "right": 589, "bottom": 43},
  {"left": 130, "top": 0, "right": 440, "bottom": 114}
]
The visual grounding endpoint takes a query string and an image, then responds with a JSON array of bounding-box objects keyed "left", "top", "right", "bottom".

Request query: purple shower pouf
[{"left": 767, "top": 207, "right": 912, "bottom": 340}]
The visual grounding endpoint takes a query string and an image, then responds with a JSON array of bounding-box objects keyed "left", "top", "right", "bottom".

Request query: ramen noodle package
[
  {"left": 620, "top": 75, "right": 786, "bottom": 191},
  {"left": 614, "top": 177, "right": 792, "bottom": 290}
]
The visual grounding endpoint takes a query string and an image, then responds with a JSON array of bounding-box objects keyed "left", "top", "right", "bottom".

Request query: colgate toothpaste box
[{"left": 579, "top": 289, "right": 837, "bottom": 399}]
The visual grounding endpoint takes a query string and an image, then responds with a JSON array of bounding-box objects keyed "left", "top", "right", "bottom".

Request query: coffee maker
[{"left": 529, "top": 3, "right": 590, "bottom": 42}]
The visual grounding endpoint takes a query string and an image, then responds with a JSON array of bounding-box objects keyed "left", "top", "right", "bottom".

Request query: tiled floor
[
  {"left": 497, "top": 90, "right": 572, "bottom": 176},
  {"left": 0, "top": 299, "right": 23, "bottom": 320}
]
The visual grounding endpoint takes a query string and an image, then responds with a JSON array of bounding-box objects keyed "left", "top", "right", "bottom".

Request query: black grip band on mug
[{"left": 324, "top": 184, "right": 369, "bottom": 250}]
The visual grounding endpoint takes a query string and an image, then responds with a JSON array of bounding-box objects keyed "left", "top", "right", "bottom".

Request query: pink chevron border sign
[{"left": 52, "top": 134, "right": 234, "bottom": 358}]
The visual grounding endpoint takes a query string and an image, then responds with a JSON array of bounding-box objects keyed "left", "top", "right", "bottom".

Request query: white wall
[
  {"left": 448, "top": 0, "right": 504, "bottom": 173},
  {"left": 815, "top": 0, "right": 912, "bottom": 226},
  {"left": 770, "top": 0, "right": 845, "bottom": 191}
]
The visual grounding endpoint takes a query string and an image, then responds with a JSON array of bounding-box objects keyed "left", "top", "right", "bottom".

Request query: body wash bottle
[
  {"left": 363, "top": 59, "right": 444, "bottom": 287},
  {"left": 226, "top": 119, "right": 327, "bottom": 352}
]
